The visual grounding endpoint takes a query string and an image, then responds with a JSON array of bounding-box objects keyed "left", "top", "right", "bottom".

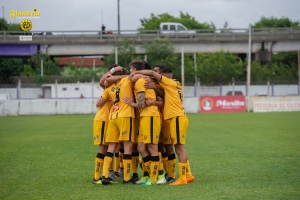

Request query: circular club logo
[
  {"left": 20, "top": 19, "right": 32, "bottom": 32},
  {"left": 201, "top": 98, "right": 214, "bottom": 111}
]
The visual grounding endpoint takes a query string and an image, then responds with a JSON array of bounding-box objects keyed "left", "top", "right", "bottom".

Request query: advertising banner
[
  {"left": 0, "top": 44, "right": 37, "bottom": 56},
  {"left": 253, "top": 101, "right": 300, "bottom": 112},
  {"left": 200, "top": 96, "right": 246, "bottom": 113}
]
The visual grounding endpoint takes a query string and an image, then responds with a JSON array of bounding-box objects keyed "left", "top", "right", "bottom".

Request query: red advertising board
[{"left": 200, "top": 96, "right": 246, "bottom": 113}]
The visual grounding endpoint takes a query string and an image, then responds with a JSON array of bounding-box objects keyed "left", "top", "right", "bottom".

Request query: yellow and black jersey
[
  {"left": 101, "top": 76, "right": 135, "bottom": 120},
  {"left": 134, "top": 78, "right": 160, "bottom": 117},
  {"left": 159, "top": 76, "right": 185, "bottom": 120}
]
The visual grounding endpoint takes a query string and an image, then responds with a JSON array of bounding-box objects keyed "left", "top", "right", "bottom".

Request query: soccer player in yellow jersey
[
  {"left": 97, "top": 67, "right": 136, "bottom": 185},
  {"left": 133, "top": 67, "right": 194, "bottom": 185},
  {"left": 92, "top": 65, "right": 125, "bottom": 184},
  {"left": 123, "top": 60, "right": 163, "bottom": 186},
  {"left": 144, "top": 64, "right": 177, "bottom": 184},
  {"left": 92, "top": 93, "right": 111, "bottom": 184}
]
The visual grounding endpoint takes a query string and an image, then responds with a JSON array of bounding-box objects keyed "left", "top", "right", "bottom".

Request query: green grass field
[{"left": 0, "top": 112, "right": 300, "bottom": 200}]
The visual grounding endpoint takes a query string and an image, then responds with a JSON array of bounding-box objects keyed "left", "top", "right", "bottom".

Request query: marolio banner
[{"left": 200, "top": 96, "right": 246, "bottom": 113}]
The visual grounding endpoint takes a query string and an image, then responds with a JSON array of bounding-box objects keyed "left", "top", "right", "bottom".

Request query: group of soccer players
[{"left": 92, "top": 60, "right": 194, "bottom": 186}]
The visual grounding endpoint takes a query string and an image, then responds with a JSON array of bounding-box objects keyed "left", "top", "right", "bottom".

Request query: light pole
[
  {"left": 247, "top": 27, "right": 252, "bottom": 112},
  {"left": 2, "top": 6, "right": 4, "bottom": 19},
  {"left": 117, "top": 0, "right": 120, "bottom": 35}
]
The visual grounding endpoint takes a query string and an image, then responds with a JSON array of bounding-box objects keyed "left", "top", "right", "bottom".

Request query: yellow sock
[
  {"left": 119, "top": 149, "right": 124, "bottom": 169},
  {"left": 178, "top": 162, "right": 187, "bottom": 182},
  {"left": 94, "top": 154, "right": 104, "bottom": 180},
  {"left": 186, "top": 160, "right": 193, "bottom": 178},
  {"left": 166, "top": 156, "right": 176, "bottom": 179},
  {"left": 123, "top": 154, "right": 132, "bottom": 182},
  {"left": 114, "top": 152, "right": 120, "bottom": 173},
  {"left": 103, "top": 152, "right": 113, "bottom": 178},
  {"left": 132, "top": 152, "right": 139, "bottom": 174},
  {"left": 144, "top": 160, "right": 151, "bottom": 174},
  {"left": 150, "top": 156, "right": 160, "bottom": 182}
]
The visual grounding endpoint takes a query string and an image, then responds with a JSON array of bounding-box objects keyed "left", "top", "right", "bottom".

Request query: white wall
[
  {"left": 0, "top": 84, "right": 298, "bottom": 99},
  {"left": 1, "top": 96, "right": 300, "bottom": 116}
]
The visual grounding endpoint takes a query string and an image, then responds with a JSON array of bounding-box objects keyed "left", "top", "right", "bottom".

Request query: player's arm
[
  {"left": 96, "top": 97, "right": 107, "bottom": 107},
  {"left": 129, "top": 73, "right": 145, "bottom": 83},
  {"left": 145, "top": 95, "right": 164, "bottom": 108},
  {"left": 133, "top": 70, "right": 162, "bottom": 82},
  {"left": 99, "top": 66, "right": 123, "bottom": 87},
  {"left": 144, "top": 80, "right": 164, "bottom": 98},
  {"left": 105, "top": 75, "right": 127, "bottom": 87},
  {"left": 123, "top": 92, "right": 145, "bottom": 108}
]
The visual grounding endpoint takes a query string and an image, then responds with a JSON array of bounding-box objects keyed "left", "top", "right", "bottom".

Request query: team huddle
[{"left": 92, "top": 60, "right": 194, "bottom": 186}]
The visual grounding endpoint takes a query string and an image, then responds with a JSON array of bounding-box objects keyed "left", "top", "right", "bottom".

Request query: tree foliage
[
  {"left": 29, "top": 53, "right": 60, "bottom": 76},
  {"left": 140, "top": 12, "right": 215, "bottom": 30},
  {"left": 0, "top": 57, "right": 24, "bottom": 83},
  {"left": 0, "top": 18, "right": 22, "bottom": 31},
  {"left": 103, "top": 39, "right": 142, "bottom": 69},
  {"left": 0, "top": 18, "right": 9, "bottom": 30},
  {"left": 196, "top": 51, "right": 245, "bottom": 84},
  {"left": 61, "top": 64, "right": 106, "bottom": 77},
  {"left": 250, "top": 16, "right": 299, "bottom": 28}
]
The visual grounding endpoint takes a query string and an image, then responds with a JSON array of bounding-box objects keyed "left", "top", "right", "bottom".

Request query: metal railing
[{"left": 1, "top": 27, "right": 300, "bottom": 42}]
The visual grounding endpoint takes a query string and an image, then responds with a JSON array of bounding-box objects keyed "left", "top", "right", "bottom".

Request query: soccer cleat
[
  {"left": 169, "top": 178, "right": 187, "bottom": 186},
  {"left": 123, "top": 179, "right": 135, "bottom": 185},
  {"left": 119, "top": 168, "right": 124, "bottom": 180},
  {"left": 135, "top": 176, "right": 149, "bottom": 184},
  {"left": 141, "top": 179, "right": 155, "bottom": 186},
  {"left": 165, "top": 174, "right": 169, "bottom": 180},
  {"left": 156, "top": 174, "right": 166, "bottom": 185},
  {"left": 109, "top": 170, "right": 117, "bottom": 182},
  {"left": 92, "top": 178, "right": 102, "bottom": 184},
  {"left": 187, "top": 176, "right": 195, "bottom": 183},
  {"left": 101, "top": 176, "right": 112, "bottom": 185},
  {"left": 166, "top": 177, "right": 176, "bottom": 184},
  {"left": 131, "top": 175, "right": 139, "bottom": 184}
]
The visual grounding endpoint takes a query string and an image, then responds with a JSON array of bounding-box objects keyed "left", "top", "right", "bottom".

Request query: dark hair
[
  {"left": 144, "top": 61, "right": 151, "bottom": 70},
  {"left": 154, "top": 64, "right": 166, "bottom": 71},
  {"left": 109, "top": 64, "right": 119, "bottom": 70},
  {"left": 114, "top": 68, "right": 129, "bottom": 76},
  {"left": 161, "top": 67, "right": 172, "bottom": 74},
  {"left": 130, "top": 60, "right": 145, "bottom": 71}
]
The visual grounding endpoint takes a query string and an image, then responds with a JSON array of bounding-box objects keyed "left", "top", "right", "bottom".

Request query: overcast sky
[{"left": 2, "top": 0, "right": 300, "bottom": 31}]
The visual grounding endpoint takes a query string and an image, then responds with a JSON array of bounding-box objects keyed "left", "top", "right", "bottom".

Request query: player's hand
[
  {"left": 106, "top": 74, "right": 112, "bottom": 79},
  {"left": 123, "top": 96, "right": 134, "bottom": 106},
  {"left": 130, "top": 71, "right": 137, "bottom": 76},
  {"left": 145, "top": 98, "right": 155, "bottom": 106},
  {"left": 114, "top": 66, "right": 123, "bottom": 72},
  {"left": 144, "top": 80, "right": 156, "bottom": 89}
]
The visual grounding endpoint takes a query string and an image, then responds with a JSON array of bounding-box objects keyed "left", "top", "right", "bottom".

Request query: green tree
[
  {"left": 196, "top": 51, "right": 245, "bottom": 85},
  {"left": 140, "top": 38, "right": 188, "bottom": 81},
  {"left": 250, "top": 16, "right": 299, "bottom": 28},
  {"left": 20, "top": 65, "right": 36, "bottom": 76},
  {"left": 220, "top": 21, "right": 231, "bottom": 33},
  {"left": 0, "top": 58, "right": 24, "bottom": 83},
  {"left": 61, "top": 64, "right": 106, "bottom": 77},
  {"left": 7, "top": 23, "right": 22, "bottom": 31},
  {"left": 140, "top": 12, "right": 215, "bottom": 30},
  {"left": 251, "top": 16, "right": 298, "bottom": 82},
  {"left": 103, "top": 39, "right": 141, "bottom": 69},
  {"left": 0, "top": 18, "right": 8, "bottom": 30},
  {"left": 29, "top": 52, "right": 60, "bottom": 75},
  {"left": 141, "top": 38, "right": 175, "bottom": 65}
]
